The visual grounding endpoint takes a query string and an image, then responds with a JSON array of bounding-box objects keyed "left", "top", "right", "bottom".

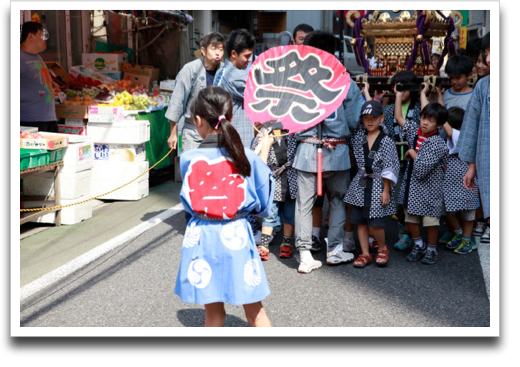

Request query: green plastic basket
[
  {"left": 48, "top": 148, "right": 63, "bottom": 164},
  {"left": 20, "top": 149, "right": 49, "bottom": 170}
]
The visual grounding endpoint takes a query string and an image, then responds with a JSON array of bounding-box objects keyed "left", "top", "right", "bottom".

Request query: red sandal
[
  {"left": 353, "top": 253, "right": 372, "bottom": 268},
  {"left": 257, "top": 245, "right": 269, "bottom": 261},
  {"left": 375, "top": 246, "right": 389, "bottom": 267}
]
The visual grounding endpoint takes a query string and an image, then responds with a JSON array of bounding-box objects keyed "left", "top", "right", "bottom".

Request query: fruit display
[{"left": 98, "top": 91, "right": 156, "bottom": 111}]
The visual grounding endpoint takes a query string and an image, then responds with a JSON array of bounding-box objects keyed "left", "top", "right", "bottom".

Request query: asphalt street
[{"left": 20, "top": 209, "right": 490, "bottom": 328}]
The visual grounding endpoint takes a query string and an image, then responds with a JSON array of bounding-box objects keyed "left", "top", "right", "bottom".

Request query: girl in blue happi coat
[{"left": 175, "top": 86, "right": 275, "bottom": 327}]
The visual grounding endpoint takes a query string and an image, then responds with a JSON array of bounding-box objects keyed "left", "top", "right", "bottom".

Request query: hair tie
[{"left": 215, "top": 115, "right": 226, "bottom": 129}]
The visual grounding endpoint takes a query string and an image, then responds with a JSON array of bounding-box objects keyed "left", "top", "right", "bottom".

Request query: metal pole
[{"left": 339, "top": 10, "right": 345, "bottom": 65}]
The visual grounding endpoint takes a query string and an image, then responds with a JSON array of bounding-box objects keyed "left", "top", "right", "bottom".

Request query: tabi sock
[
  {"left": 260, "top": 234, "right": 271, "bottom": 247},
  {"left": 312, "top": 227, "right": 320, "bottom": 238}
]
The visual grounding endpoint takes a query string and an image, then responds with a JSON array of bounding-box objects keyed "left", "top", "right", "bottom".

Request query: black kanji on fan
[{"left": 250, "top": 51, "right": 343, "bottom": 123}]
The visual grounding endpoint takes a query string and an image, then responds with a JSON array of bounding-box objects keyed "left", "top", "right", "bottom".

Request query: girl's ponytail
[
  {"left": 190, "top": 86, "right": 251, "bottom": 177},
  {"left": 218, "top": 118, "right": 251, "bottom": 177}
]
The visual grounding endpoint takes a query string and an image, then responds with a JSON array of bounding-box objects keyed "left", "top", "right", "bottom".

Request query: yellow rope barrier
[{"left": 20, "top": 146, "right": 175, "bottom": 212}]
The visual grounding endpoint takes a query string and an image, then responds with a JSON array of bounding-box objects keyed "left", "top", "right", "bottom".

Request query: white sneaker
[
  {"left": 342, "top": 235, "right": 356, "bottom": 252},
  {"left": 481, "top": 226, "right": 490, "bottom": 243},
  {"left": 473, "top": 222, "right": 486, "bottom": 237},
  {"left": 297, "top": 250, "right": 322, "bottom": 273},
  {"left": 327, "top": 244, "right": 355, "bottom": 265}
]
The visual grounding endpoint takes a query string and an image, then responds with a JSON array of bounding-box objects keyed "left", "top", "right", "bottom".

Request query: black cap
[{"left": 360, "top": 100, "right": 384, "bottom": 118}]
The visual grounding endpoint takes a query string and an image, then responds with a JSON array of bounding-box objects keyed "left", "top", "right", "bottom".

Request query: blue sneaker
[
  {"left": 394, "top": 233, "right": 412, "bottom": 251},
  {"left": 454, "top": 238, "right": 475, "bottom": 255},
  {"left": 446, "top": 233, "right": 462, "bottom": 250}
]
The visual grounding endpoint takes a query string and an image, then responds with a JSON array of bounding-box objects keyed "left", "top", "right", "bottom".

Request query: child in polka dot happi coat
[
  {"left": 440, "top": 107, "right": 480, "bottom": 254},
  {"left": 394, "top": 88, "right": 449, "bottom": 265}
]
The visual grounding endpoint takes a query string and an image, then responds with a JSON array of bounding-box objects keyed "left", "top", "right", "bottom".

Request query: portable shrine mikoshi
[{"left": 346, "top": 10, "right": 464, "bottom": 77}]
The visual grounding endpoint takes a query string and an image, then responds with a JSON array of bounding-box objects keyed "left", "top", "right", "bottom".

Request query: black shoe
[
  {"left": 421, "top": 250, "right": 438, "bottom": 265},
  {"left": 406, "top": 245, "right": 426, "bottom": 262},
  {"left": 311, "top": 235, "right": 323, "bottom": 253}
]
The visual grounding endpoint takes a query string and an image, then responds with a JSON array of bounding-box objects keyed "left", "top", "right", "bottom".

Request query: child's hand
[
  {"left": 393, "top": 84, "right": 403, "bottom": 99},
  {"left": 463, "top": 162, "right": 477, "bottom": 190},
  {"left": 381, "top": 190, "right": 390, "bottom": 207},
  {"left": 420, "top": 83, "right": 430, "bottom": 95},
  {"left": 374, "top": 82, "right": 385, "bottom": 101},
  {"left": 404, "top": 148, "right": 416, "bottom": 161},
  {"left": 361, "top": 81, "right": 369, "bottom": 94},
  {"left": 436, "top": 85, "right": 445, "bottom": 95}
]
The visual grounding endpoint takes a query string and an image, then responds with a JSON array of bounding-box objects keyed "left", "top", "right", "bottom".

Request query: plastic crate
[
  {"left": 49, "top": 148, "right": 64, "bottom": 163},
  {"left": 20, "top": 149, "right": 49, "bottom": 170}
]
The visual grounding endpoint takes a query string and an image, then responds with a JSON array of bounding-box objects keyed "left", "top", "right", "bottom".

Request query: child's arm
[
  {"left": 436, "top": 85, "right": 445, "bottom": 106},
  {"left": 381, "top": 178, "right": 391, "bottom": 207},
  {"left": 361, "top": 82, "right": 372, "bottom": 101},
  {"left": 258, "top": 132, "right": 274, "bottom": 164},
  {"left": 443, "top": 121, "right": 453, "bottom": 138},
  {"left": 393, "top": 85, "right": 406, "bottom": 127},
  {"left": 420, "top": 83, "right": 430, "bottom": 110}
]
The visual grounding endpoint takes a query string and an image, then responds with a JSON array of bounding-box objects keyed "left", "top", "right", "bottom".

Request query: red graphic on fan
[
  {"left": 244, "top": 45, "right": 351, "bottom": 134},
  {"left": 187, "top": 158, "right": 246, "bottom": 219}
]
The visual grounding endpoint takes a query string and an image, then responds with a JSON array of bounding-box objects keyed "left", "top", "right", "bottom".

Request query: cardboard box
[
  {"left": 82, "top": 53, "right": 129, "bottom": 72},
  {"left": 45, "top": 61, "right": 73, "bottom": 83},
  {"left": 122, "top": 64, "right": 160, "bottom": 89},
  {"left": 69, "top": 66, "right": 116, "bottom": 83},
  {"left": 122, "top": 64, "right": 160, "bottom": 79},
  {"left": 93, "top": 143, "right": 146, "bottom": 162},
  {"left": 123, "top": 73, "right": 154, "bottom": 90},
  {"left": 20, "top": 135, "right": 69, "bottom": 150},
  {"left": 55, "top": 104, "right": 89, "bottom": 119}
]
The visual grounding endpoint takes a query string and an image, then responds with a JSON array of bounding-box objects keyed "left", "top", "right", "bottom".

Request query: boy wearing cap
[{"left": 344, "top": 100, "right": 400, "bottom": 268}]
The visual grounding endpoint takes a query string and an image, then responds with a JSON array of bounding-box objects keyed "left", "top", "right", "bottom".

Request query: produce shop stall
[{"left": 51, "top": 61, "right": 174, "bottom": 170}]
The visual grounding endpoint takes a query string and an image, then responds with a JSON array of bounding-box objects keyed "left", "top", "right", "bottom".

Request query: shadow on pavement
[{"left": 177, "top": 309, "right": 249, "bottom": 327}]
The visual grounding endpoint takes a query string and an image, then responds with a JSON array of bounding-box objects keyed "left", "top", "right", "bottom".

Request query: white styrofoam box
[
  {"left": 89, "top": 106, "right": 124, "bottom": 115},
  {"left": 87, "top": 120, "right": 150, "bottom": 144},
  {"left": 24, "top": 194, "right": 93, "bottom": 225},
  {"left": 87, "top": 114, "right": 124, "bottom": 123},
  {"left": 22, "top": 169, "right": 92, "bottom": 200},
  {"left": 60, "top": 140, "right": 94, "bottom": 174},
  {"left": 92, "top": 160, "right": 149, "bottom": 182},
  {"left": 92, "top": 178, "right": 148, "bottom": 201},
  {"left": 93, "top": 143, "right": 146, "bottom": 162},
  {"left": 160, "top": 79, "right": 176, "bottom": 91}
]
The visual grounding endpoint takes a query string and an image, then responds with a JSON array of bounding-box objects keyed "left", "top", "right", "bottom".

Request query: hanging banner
[
  {"left": 244, "top": 45, "right": 351, "bottom": 134},
  {"left": 459, "top": 26, "right": 468, "bottom": 50}
]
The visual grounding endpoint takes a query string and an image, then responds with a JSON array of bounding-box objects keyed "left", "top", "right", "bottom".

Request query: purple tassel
[{"left": 352, "top": 11, "right": 373, "bottom": 75}]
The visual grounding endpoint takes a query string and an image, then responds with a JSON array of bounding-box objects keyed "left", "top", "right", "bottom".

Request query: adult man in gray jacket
[{"left": 166, "top": 32, "right": 225, "bottom": 153}]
